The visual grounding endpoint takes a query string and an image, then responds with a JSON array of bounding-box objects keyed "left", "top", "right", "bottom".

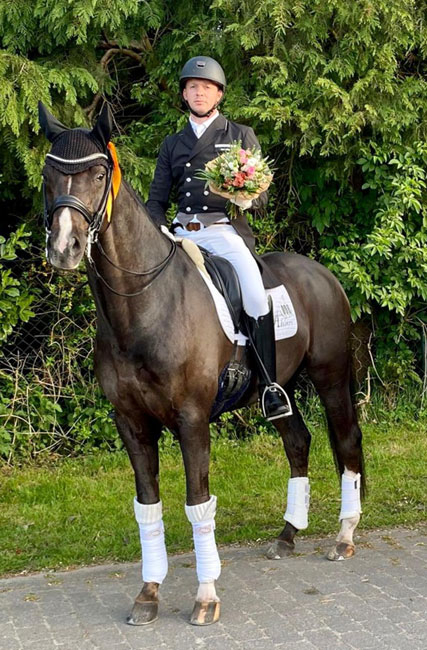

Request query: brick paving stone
[
  {"left": 376, "top": 634, "right": 426, "bottom": 650},
  {"left": 305, "top": 628, "right": 346, "bottom": 645},
  {"left": 0, "top": 526, "right": 426, "bottom": 650},
  {"left": 279, "top": 640, "right": 318, "bottom": 650},
  {"left": 195, "top": 635, "right": 241, "bottom": 649},
  {"left": 340, "top": 630, "right": 385, "bottom": 649},
  {"left": 0, "top": 642, "right": 21, "bottom": 650}
]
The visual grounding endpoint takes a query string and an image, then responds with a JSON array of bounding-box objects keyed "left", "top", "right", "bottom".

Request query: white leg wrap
[
  {"left": 185, "top": 495, "right": 221, "bottom": 584},
  {"left": 284, "top": 477, "right": 310, "bottom": 530},
  {"left": 339, "top": 472, "right": 362, "bottom": 521},
  {"left": 133, "top": 498, "right": 168, "bottom": 584}
]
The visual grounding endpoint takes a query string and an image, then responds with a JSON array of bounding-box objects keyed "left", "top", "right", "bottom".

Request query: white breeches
[{"left": 173, "top": 223, "right": 269, "bottom": 318}]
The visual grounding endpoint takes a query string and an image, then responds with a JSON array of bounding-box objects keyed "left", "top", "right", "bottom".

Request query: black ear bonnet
[
  {"left": 46, "top": 129, "right": 109, "bottom": 174},
  {"left": 39, "top": 101, "right": 113, "bottom": 174}
]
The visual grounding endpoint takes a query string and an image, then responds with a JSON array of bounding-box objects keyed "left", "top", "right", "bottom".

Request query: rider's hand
[{"left": 229, "top": 196, "right": 253, "bottom": 210}]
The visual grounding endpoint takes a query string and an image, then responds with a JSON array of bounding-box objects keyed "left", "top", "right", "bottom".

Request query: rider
[{"left": 147, "top": 56, "right": 290, "bottom": 421}]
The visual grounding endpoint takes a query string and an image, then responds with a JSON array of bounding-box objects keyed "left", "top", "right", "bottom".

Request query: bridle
[
  {"left": 43, "top": 151, "right": 113, "bottom": 253},
  {"left": 43, "top": 150, "right": 176, "bottom": 297}
]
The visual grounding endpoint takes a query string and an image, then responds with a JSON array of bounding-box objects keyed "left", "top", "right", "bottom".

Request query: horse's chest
[{"left": 95, "top": 346, "right": 165, "bottom": 413}]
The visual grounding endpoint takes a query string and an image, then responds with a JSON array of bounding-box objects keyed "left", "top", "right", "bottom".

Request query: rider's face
[{"left": 183, "top": 79, "right": 223, "bottom": 115}]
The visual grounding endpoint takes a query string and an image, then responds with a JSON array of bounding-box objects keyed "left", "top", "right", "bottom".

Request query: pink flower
[
  {"left": 239, "top": 149, "right": 248, "bottom": 164},
  {"left": 232, "top": 172, "right": 246, "bottom": 187},
  {"left": 246, "top": 166, "right": 255, "bottom": 177}
]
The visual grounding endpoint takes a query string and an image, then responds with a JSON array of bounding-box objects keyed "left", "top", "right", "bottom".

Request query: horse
[{"left": 38, "top": 101, "right": 365, "bottom": 627}]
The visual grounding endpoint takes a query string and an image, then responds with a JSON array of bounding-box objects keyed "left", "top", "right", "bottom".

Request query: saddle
[
  {"left": 199, "top": 248, "right": 243, "bottom": 334},
  {"left": 164, "top": 229, "right": 244, "bottom": 335}
]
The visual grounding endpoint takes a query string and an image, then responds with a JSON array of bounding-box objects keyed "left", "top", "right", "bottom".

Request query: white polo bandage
[
  {"left": 284, "top": 477, "right": 310, "bottom": 530},
  {"left": 339, "top": 472, "right": 362, "bottom": 520},
  {"left": 185, "top": 495, "right": 221, "bottom": 584},
  {"left": 134, "top": 498, "right": 168, "bottom": 584}
]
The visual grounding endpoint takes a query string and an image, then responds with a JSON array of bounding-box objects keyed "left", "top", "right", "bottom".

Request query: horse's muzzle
[{"left": 47, "top": 235, "right": 84, "bottom": 270}]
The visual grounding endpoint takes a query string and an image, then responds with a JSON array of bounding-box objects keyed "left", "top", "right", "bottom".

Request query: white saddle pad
[{"left": 198, "top": 270, "right": 298, "bottom": 346}]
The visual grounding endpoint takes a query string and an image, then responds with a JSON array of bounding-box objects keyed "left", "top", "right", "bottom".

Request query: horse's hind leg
[
  {"left": 115, "top": 412, "right": 165, "bottom": 625},
  {"left": 309, "top": 361, "right": 364, "bottom": 561},
  {"left": 267, "top": 391, "right": 312, "bottom": 560}
]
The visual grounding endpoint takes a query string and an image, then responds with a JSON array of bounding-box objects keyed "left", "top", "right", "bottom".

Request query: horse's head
[{"left": 38, "top": 102, "right": 113, "bottom": 269}]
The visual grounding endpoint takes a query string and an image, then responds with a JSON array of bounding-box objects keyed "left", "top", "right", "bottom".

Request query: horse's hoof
[
  {"left": 327, "top": 542, "right": 355, "bottom": 562},
  {"left": 190, "top": 600, "right": 221, "bottom": 626},
  {"left": 127, "top": 600, "right": 158, "bottom": 625},
  {"left": 266, "top": 538, "right": 295, "bottom": 560}
]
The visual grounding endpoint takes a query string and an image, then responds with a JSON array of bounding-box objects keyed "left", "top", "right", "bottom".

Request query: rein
[
  {"left": 43, "top": 146, "right": 177, "bottom": 297},
  {"left": 89, "top": 237, "right": 177, "bottom": 297}
]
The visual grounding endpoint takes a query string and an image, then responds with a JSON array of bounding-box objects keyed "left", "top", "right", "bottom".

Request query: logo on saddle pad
[{"left": 200, "top": 273, "right": 298, "bottom": 345}]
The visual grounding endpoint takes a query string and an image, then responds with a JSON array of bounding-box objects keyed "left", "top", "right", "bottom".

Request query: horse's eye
[{"left": 96, "top": 172, "right": 105, "bottom": 181}]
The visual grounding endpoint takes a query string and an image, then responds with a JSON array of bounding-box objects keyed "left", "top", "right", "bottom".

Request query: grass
[{"left": 0, "top": 418, "right": 426, "bottom": 576}]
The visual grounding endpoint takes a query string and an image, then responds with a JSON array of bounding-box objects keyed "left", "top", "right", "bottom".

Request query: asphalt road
[{"left": 1, "top": 525, "right": 426, "bottom": 650}]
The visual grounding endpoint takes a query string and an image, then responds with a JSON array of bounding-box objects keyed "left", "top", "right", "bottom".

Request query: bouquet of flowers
[{"left": 196, "top": 141, "right": 273, "bottom": 217}]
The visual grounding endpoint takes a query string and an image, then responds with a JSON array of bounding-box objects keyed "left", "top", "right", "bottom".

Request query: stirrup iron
[{"left": 261, "top": 383, "right": 293, "bottom": 421}]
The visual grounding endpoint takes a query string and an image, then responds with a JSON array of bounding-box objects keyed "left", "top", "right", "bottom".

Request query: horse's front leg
[
  {"left": 115, "top": 412, "right": 166, "bottom": 625},
  {"left": 178, "top": 409, "right": 221, "bottom": 626}
]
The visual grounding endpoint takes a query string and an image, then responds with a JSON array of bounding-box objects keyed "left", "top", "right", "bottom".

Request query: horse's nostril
[{"left": 71, "top": 237, "right": 81, "bottom": 253}]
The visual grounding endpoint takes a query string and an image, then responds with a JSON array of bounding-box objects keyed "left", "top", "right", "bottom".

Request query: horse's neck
[
  {"left": 99, "top": 180, "right": 169, "bottom": 274},
  {"left": 88, "top": 181, "right": 174, "bottom": 336}
]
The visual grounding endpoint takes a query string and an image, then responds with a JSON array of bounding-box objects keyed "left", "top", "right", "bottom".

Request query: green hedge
[{"left": 0, "top": 1, "right": 426, "bottom": 461}]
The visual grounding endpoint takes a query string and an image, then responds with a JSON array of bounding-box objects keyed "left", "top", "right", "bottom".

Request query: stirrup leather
[{"left": 261, "top": 383, "right": 293, "bottom": 420}]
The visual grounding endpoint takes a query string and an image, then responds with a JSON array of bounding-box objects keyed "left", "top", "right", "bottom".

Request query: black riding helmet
[{"left": 179, "top": 56, "right": 226, "bottom": 118}]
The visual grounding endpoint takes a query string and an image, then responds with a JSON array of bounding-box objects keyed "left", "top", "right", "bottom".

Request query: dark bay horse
[{"left": 39, "top": 102, "right": 365, "bottom": 627}]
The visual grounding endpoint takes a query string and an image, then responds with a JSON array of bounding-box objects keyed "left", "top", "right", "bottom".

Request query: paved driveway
[{"left": 1, "top": 526, "right": 426, "bottom": 650}]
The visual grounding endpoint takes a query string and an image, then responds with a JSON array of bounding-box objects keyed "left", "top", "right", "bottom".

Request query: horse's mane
[{"left": 121, "top": 178, "right": 152, "bottom": 219}]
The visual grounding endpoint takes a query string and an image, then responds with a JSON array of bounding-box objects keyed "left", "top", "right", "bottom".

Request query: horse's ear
[
  {"left": 91, "top": 102, "right": 113, "bottom": 150},
  {"left": 38, "top": 101, "right": 68, "bottom": 142}
]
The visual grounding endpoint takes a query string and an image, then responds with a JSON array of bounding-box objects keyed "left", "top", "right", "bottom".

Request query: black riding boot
[{"left": 246, "top": 305, "right": 292, "bottom": 421}]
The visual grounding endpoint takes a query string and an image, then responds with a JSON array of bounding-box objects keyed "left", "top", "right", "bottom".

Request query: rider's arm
[
  {"left": 243, "top": 127, "right": 268, "bottom": 210},
  {"left": 146, "top": 137, "right": 173, "bottom": 227}
]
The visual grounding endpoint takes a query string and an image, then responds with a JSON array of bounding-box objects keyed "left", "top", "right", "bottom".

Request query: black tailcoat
[{"left": 146, "top": 114, "right": 268, "bottom": 257}]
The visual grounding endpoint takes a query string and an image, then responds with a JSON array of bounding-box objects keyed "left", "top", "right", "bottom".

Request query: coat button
[
  {"left": 202, "top": 205, "right": 208, "bottom": 210},
  {"left": 186, "top": 177, "right": 191, "bottom": 182},
  {"left": 186, "top": 162, "right": 191, "bottom": 167},
  {"left": 186, "top": 207, "right": 191, "bottom": 212},
  {"left": 204, "top": 190, "right": 209, "bottom": 196},
  {"left": 186, "top": 192, "right": 191, "bottom": 197}
]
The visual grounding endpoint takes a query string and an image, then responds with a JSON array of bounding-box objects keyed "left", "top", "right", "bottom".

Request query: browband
[{"left": 46, "top": 152, "right": 109, "bottom": 164}]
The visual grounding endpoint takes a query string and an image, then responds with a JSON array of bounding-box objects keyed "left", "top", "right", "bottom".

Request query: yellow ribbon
[{"left": 106, "top": 142, "right": 122, "bottom": 222}]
